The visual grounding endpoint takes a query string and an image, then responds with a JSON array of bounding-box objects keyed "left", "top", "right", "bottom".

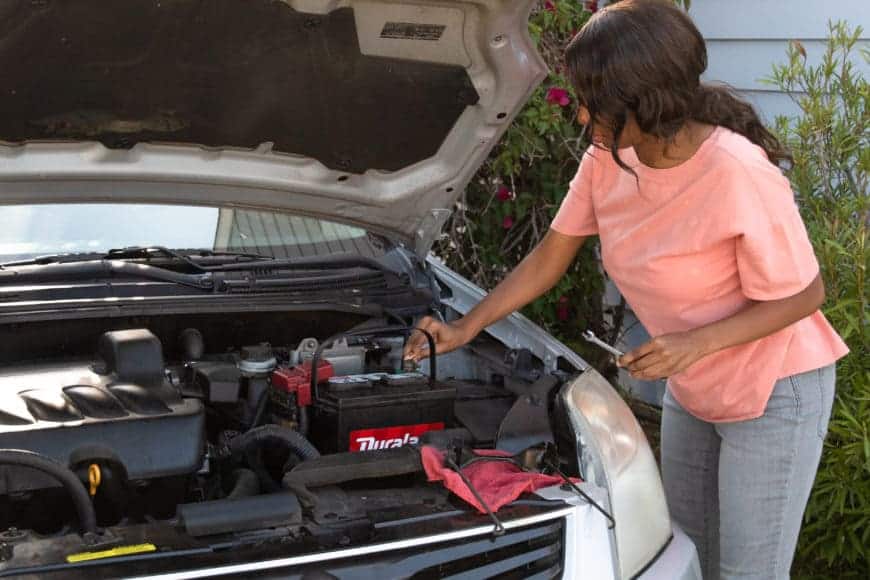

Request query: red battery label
[{"left": 349, "top": 422, "right": 444, "bottom": 452}]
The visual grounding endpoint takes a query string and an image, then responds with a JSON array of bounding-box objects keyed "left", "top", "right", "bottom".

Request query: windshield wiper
[
  {"left": 0, "top": 247, "right": 277, "bottom": 269},
  {"left": 2, "top": 249, "right": 392, "bottom": 274},
  {"left": 0, "top": 260, "right": 214, "bottom": 290},
  {"left": 185, "top": 249, "right": 277, "bottom": 262},
  {"left": 0, "top": 247, "right": 405, "bottom": 296},
  {"left": 204, "top": 253, "right": 398, "bottom": 276},
  {"left": 104, "top": 246, "right": 209, "bottom": 271},
  {"left": 100, "top": 249, "right": 395, "bottom": 277},
  {"left": 0, "top": 252, "right": 102, "bottom": 268}
]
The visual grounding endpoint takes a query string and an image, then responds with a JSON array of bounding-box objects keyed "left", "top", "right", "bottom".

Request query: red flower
[
  {"left": 556, "top": 295, "right": 570, "bottom": 321},
  {"left": 545, "top": 87, "right": 570, "bottom": 107},
  {"left": 544, "top": 1, "right": 557, "bottom": 13},
  {"left": 496, "top": 186, "right": 512, "bottom": 202},
  {"left": 502, "top": 215, "right": 515, "bottom": 229},
  {"left": 585, "top": 1, "right": 598, "bottom": 13}
]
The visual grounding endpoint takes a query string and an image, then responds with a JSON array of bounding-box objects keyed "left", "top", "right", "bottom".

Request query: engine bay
[{"left": 0, "top": 311, "right": 575, "bottom": 573}]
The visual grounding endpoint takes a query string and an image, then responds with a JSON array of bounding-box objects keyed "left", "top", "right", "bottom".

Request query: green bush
[{"left": 766, "top": 22, "right": 869, "bottom": 579}]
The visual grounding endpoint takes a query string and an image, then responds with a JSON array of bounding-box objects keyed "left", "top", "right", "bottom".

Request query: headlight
[{"left": 562, "top": 368, "right": 671, "bottom": 579}]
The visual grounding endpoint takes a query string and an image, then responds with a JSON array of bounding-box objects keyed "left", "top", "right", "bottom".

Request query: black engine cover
[{"left": 0, "top": 330, "right": 204, "bottom": 494}]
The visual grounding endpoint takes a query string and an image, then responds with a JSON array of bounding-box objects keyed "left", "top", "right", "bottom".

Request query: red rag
[{"left": 420, "top": 446, "right": 576, "bottom": 514}]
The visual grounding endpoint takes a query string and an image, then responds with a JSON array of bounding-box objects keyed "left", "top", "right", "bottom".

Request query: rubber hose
[
  {"left": 230, "top": 425, "right": 320, "bottom": 492},
  {"left": 298, "top": 406, "right": 309, "bottom": 437},
  {"left": 226, "top": 468, "right": 260, "bottom": 499},
  {"left": 0, "top": 449, "right": 98, "bottom": 536},
  {"left": 246, "top": 450, "right": 281, "bottom": 494},
  {"left": 250, "top": 388, "right": 270, "bottom": 429},
  {"left": 230, "top": 425, "right": 320, "bottom": 461}
]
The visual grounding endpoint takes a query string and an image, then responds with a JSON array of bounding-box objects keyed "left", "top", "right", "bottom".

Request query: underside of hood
[
  {"left": 0, "top": 0, "right": 546, "bottom": 253},
  {"left": 1, "top": 0, "right": 480, "bottom": 175}
]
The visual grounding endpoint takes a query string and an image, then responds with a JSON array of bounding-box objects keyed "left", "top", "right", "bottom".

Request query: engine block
[{"left": 0, "top": 330, "right": 204, "bottom": 494}]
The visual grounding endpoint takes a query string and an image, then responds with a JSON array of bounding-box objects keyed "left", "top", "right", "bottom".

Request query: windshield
[{"left": 0, "top": 204, "right": 380, "bottom": 262}]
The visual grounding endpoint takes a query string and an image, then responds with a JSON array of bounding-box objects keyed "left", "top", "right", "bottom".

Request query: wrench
[{"left": 582, "top": 330, "right": 625, "bottom": 359}]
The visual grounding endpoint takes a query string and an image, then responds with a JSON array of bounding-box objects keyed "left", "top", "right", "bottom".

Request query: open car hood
[{"left": 0, "top": 0, "right": 546, "bottom": 254}]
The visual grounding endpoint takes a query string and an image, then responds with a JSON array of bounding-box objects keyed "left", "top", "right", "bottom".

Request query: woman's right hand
[{"left": 403, "top": 316, "right": 474, "bottom": 362}]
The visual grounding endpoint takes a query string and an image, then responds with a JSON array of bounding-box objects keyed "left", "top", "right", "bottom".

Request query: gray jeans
[{"left": 661, "top": 365, "right": 835, "bottom": 580}]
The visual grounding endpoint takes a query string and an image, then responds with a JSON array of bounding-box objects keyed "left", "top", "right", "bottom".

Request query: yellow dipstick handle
[
  {"left": 88, "top": 464, "right": 101, "bottom": 497},
  {"left": 67, "top": 543, "right": 157, "bottom": 563}
]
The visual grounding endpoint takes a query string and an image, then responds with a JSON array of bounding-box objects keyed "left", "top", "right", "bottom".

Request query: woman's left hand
[{"left": 618, "top": 331, "right": 709, "bottom": 380}]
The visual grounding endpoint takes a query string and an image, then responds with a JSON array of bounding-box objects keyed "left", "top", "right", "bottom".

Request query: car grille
[
  {"left": 410, "top": 519, "right": 565, "bottom": 579},
  {"left": 218, "top": 518, "right": 566, "bottom": 579}
]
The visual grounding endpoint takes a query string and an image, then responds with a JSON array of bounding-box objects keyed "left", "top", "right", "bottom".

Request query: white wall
[{"left": 692, "top": 0, "right": 870, "bottom": 122}]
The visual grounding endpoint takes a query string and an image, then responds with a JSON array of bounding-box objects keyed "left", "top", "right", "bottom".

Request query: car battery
[{"left": 310, "top": 372, "right": 456, "bottom": 453}]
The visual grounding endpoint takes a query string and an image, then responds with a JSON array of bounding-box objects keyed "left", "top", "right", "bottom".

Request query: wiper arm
[
  {"left": 105, "top": 246, "right": 208, "bottom": 272},
  {"left": 0, "top": 246, "right": 206, "bottom": 269},
  {"left": 0, "top": 247, "right": 273, "bottom": 270},
  {"left": 186, "top": 249, "right": 276, "bottom": 262},
  {"left": 206, "top": 253, "right": 397, "bottom": 276},
  {"left": 0, "top": 260, "right": 214, "bottom": 290}
]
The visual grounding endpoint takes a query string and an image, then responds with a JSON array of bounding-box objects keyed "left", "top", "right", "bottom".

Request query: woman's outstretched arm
[{"left": 404, "top": 229, "right": 587, "bottom": 361}]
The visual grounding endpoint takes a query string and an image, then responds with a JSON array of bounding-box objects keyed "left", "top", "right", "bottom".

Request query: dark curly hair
[{"left": 566, "top": 0, "right": 789, "bottom": 172}]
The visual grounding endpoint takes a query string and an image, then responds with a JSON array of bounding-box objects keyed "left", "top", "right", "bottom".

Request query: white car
[{"left": 0, "top": 1, "right": 700, "bottom": 578}]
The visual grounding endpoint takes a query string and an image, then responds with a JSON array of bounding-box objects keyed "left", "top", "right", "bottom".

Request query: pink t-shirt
[{"left": 551, "top": 127, "right": 848, "bottom": 422}]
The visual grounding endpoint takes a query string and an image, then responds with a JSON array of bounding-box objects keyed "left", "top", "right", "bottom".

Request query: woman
[{"left": 403, "top": 1, "right": 849, "bottom": 578}]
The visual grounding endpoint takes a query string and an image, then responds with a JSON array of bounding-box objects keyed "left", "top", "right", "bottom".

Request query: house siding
[{"left": 695, "top": 0, "right": 870, "bottom": 121}]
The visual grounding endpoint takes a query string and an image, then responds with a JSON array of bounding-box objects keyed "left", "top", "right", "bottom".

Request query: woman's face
[{"left": 576, "top": 105, "right": 642, "bottom": 149}]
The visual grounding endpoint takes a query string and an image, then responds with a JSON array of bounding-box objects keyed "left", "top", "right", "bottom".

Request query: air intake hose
[
  {"left": 229, "top": 425, "right": 320, "bottom": 492},
  {"left": 0, "top": 449, "right": 98, "bottom": 536},
  {"left": 226, "top": 468, "right": 260, "bottom": 499}
]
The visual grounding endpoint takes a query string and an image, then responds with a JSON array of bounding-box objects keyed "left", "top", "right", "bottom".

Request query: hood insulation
[{"left": 0, "top": 0, "right": 478, "bottom": 174}]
